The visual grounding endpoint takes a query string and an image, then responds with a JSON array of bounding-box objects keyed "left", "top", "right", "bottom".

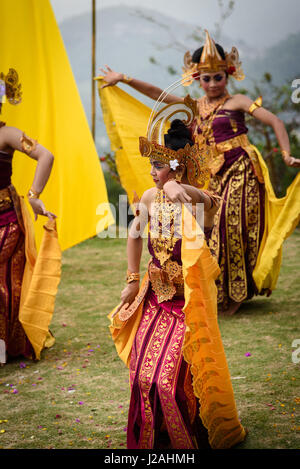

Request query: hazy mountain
[{"left": 58, "top": 6, "right": 300, "bottom": 153}]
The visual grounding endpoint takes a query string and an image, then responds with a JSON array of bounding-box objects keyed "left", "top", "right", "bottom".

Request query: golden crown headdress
[
  {"left": 0, "top": 68, "right": 22, "bottom": 109},
  {"left": 182, "top": 30, "right": 245, "bottom": 86},
  {"left": 139, "top": 95, "right": 210, "bottom": 188}
]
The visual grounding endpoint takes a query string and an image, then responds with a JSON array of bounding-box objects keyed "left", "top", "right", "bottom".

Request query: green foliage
[{"left": 103, "top": 167, "right": 126, "bottom": 225}]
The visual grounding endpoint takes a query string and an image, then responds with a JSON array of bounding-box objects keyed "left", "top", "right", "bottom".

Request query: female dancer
[
  {"left": 0, "top": 68, "right": 56, "bottom": 364},
  {"left": 109, "top": 97, "right": 247, "bottom": 449},
  {"left": 101, "top": 30, "right": 300, "bottom": 315}
]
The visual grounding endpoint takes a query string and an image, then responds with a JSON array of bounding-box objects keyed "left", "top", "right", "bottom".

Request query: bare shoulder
[
  {"left": 0, "top": 125, "right": 22, "bottom": 141},
  {"left": 140, "top": 187, "right": 157, "bottom": 207},
  {"left": 224, "top": 93, "right": 253, "bottom": 112},
  {"left": 0, "top": 125, "right": 21, "bottom": 151}
]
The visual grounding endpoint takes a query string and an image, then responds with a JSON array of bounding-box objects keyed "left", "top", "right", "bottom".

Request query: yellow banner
[
  {"left": 97, "top": 78, "right": 153, "bottom": 203},
  {"left": 0, "top": 0, "right": 114, "bottom": 250}
]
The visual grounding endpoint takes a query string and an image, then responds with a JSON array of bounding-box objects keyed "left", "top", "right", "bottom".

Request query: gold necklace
[
  {"left": 149, "top": 190, "right": 181, "bottom": 268},
  {"left": 194, "top": 92, "right": 231, "bottom": 163},
  {"left": 197, "top": 91, "right": 231, "bottom": 120}
]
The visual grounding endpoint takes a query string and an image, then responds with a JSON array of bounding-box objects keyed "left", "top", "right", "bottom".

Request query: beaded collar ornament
[{"left": 139, "top": 95, "right": 210, "bottom": 188}]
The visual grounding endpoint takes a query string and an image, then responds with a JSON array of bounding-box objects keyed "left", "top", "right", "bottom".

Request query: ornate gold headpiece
[
  {"left": 0, "top": 68, "right": 22, "bottom": 109},
  {"left": 139, "top": 95, "right": 210, "bottom": 188},
  {"left": 182, "top": 30, "right": 245, "bottom": 86}
]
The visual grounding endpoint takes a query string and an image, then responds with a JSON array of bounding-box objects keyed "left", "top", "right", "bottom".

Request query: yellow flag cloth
[
  {"left": 0, "top": 0, "right": 114, "bottom": 251},
  {"left": 19, "top": 197, "right": 61, "bottom": 360},
  {"left": 252, "top": 146, "right": 300, "bottom": 291},
  {"left": 181, "top": 206, "right": 246, "bottom": 449},
  {"left": 97, "top": 79, "right": 153, "bottom": 203}
]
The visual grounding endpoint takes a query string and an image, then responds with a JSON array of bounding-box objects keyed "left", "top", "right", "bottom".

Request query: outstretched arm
[
  {"left": 228, "top": 94, "right": 300, "bottom": 168},
  {"left": 99, "top": 65, "right": 182, "bottom": 104},
  {"left": 0, "top": 125, "right": 56, "bottom": 219}
]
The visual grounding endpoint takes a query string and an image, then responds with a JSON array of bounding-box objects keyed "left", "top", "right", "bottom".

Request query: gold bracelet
[
  {"left": 281, "top": 150, "right": 290, "bottom": 158},
  {"left": 27, "top": 188, "right": 40, "bottom": 199},
  {"left": 122, "top": 74, "right": 133, "bottom": 84},
  {"left": 126, "top": 270, "right": 140, "bottom": 284}
]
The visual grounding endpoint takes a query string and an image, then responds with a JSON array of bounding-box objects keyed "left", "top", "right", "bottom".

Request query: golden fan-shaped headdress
[
  {"left": 182, "top": 30, "right": 245, "bottom": 86},
  {"left": 139, "top": 95, "right": 210, "bottom": 188}
]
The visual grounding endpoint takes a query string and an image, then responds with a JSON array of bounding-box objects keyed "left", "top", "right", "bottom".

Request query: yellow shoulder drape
[
  {"left": 0, "top": 0, "right": 114, "bottom": 251},
  {"left": 19, "top": 197, "right": 61, "bottom": 360},
  {"left": 181, "top": 206, "right": 246, "bottom": 449}
]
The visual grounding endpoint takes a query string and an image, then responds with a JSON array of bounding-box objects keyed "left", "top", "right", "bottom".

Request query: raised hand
[
  {"left": 163, "top": 180, "right": 192, "bottom": 204},
  {"left": 99, "top": 65, "right": 124, "bottom": 89},
  {"left": 283, "top": 155, "right": 300, "bottom": 168}
]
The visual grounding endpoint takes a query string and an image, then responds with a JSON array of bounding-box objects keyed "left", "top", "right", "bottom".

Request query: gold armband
[
  {"left": 27, "top": 188, "right": 40, "bottom": 199},
  {"left": 20, "top": 133, "right": 37, "bottom": 154},
  {"left": 248, "top": 96, "right": 262, "bottom": 115},
  {"left": 126, "top": 270, "right": 140, "bottom": 284},
  {"left": 122, "top": 74, "right": 133, "bottom": 84}
]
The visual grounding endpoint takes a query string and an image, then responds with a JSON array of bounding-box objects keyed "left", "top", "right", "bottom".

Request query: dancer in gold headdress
[
  {"left": 0, "top": 69, "right": 60, "bottom": 365},
  {"left": 101, "top": 30, "right": 300, "bottom": 315},
  {"left": 108, "top": 96, "right": 247, "bottom": 449}
]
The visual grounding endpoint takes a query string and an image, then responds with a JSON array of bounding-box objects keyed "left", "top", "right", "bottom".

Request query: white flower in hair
[{"left": 169, "top": 159, "right": 179, "bottom": 170}]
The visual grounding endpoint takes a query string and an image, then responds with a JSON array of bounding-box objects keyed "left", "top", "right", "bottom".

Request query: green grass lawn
[{"left": 0, "top": 230, "right": 299, "bottom": 449}]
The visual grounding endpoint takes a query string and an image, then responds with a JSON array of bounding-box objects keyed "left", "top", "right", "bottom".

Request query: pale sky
[{"left": 51, "top": 0, "right": 300, "bottom": 48}]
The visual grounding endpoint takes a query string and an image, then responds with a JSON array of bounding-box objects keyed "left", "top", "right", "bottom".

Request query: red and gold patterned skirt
[
  {"left": 127, "top": 288, "right": 210, "bottom": 449},
  {"left": 0, "top": 188, "right": 33, "bottom": 362},
  {"left": 208, "top": 151, "right": 265, "bottom": 310}
]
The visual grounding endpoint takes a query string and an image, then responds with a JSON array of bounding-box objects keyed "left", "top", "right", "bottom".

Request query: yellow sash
[
  {"left": 252, "top": 146, "right": 300, "bottom": 291},
  {"left": 19, "top": 198, "right": 61, "bottom": 359}
]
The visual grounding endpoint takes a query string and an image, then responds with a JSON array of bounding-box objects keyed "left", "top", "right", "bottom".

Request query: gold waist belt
[
  {"left": 208, "top": 134, "right": 264, "bottom": 182},
  {"left": 148, "top": 259, "right": 184, "bottom": 303},
  {"left": 215, "top": 133, "right": 250, "bottom": 153},
  {"left": 0, "top": 187, "right": 13, "bottom": 212}
]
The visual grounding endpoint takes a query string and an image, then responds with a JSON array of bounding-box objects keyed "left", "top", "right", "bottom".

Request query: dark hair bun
[{"left": 164, "top": 119, "right": 193, "bottom": 151}]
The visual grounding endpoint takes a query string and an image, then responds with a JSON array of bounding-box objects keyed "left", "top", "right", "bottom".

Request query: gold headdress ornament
[
  {"left": 139, "top": 95, "right": 210, "bottom": 188},
  {"left": 182, "top": 29, "right": 245, "bottom": 86},
  {"left": 0, "top": 68, "right": 22, "bottom": 111}
]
